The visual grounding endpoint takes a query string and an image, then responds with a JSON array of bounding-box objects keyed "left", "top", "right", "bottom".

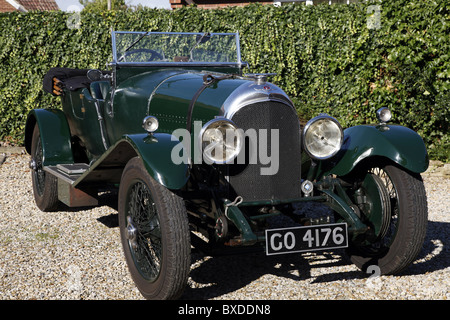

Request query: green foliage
[{"left": 0, "top": 0, "right": 448, "bottom": 161}]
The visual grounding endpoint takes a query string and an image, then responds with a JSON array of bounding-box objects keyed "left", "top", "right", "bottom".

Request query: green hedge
[{"left": 0, "top": 0, "right": 448, "bottom": 160}]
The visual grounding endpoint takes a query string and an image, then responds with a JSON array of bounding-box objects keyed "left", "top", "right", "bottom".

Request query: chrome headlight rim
[
  {"left": 376, "top": 107, "right": 392, "bottom": 124},
  {"left": 302, "top": 114, "right": 344, "bottom": 160},
  {"left": 198, "top": 118, "right": 243, "bottom": 165},
  {"left": 142, "top": 115, "right": 159, "bottom": 133}
]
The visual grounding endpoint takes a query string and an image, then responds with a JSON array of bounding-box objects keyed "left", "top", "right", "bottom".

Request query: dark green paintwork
[
  {"left": 25, "top": 65, "right": 429, "bottom": 196},
  {"left": 69, "top": 88, "right": 108, "bottom": 158},
  {"left": 107, "top": 69, "right": 245, "bottom": 143},
  {"left": 115, "top": 65, "right": 240, "bottom": 86},
  {"left": 63, "top": 132, "right": 188, "bottom": 190},
  {"left": 25, "top": 66, "right": 247, "bottom": 190},
  {"left": 323, "top": 124, "right": 429, "bottom": 176},
  {"left": 25, "top": 109, "right": 74, "bottom": 166},
  {"left": 108, "top": 69, "right": 185, "bottom": 143},
  {"left": 150, "top": 73, "right": 246, "bottom": 131},
  {"left": 110, "top": 68, "right": 246, "bottom": 161},
  {"left": 26, "top": 58, "right": 428, "bottom": 203},
  {"left": 122, "top": 133, "right": 189, "bottom": 190}
]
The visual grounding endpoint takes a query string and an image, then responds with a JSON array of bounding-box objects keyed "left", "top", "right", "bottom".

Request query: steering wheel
[{"left": 119, "top": 49, "right": 163, "bottom": 62}]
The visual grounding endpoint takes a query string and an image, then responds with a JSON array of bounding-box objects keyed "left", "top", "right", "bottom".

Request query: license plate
[{"left": 265, "top": 223, "right": 348, "bottom": 256}]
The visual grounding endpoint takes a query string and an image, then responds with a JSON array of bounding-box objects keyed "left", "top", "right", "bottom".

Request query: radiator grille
[{"left": 226, "top": 101, "right": 302, "bottom": 202}]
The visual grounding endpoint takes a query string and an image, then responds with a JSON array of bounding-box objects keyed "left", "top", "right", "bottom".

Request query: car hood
[
  {"left": 113, "top": 68, "right": 293, "bottom": 137},
  {"left": 148, "top": 71, "right": 247, "bottom": 134}
]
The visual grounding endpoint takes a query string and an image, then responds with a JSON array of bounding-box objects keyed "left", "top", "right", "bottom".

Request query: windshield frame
[{"left": 111, "top": 31, "right": 245, "bottom": 68}]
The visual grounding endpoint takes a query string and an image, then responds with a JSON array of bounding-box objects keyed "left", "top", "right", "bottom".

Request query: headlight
[
  {"left": 142, "top": 116, "right": 159, "bottom": 133},
  {"left": 376, "top": 107, "right": 392, "bottom": 124},
  {"left": 303, "top": 114, "right": 343, "bottom": 160},
  {"left": 199, "top": 118, "right": 243, "bottom": 164}
]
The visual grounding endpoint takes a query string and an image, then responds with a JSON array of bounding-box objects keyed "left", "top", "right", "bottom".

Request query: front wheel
[
  {"left": 118, "top": 157, "right": 191, "bottom": 300},
  {"left": 345, "top": 163, "right": 428, "bottom": 275}
]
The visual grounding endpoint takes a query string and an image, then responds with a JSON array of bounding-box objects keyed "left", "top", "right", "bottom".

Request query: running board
[
  {"left": 44, "top": 163, "right": 90, "bottom": 185},
  {"left": 44, "top": 164, "right": 98, "bottom": 207}
]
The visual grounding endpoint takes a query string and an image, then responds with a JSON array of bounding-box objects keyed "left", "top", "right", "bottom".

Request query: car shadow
[
  {"left": 97, "top": 213, "right": 119, "bottom": 228},
  {"left": 61, "top": 188, "right": 119, "bottom": 214},
  {"left": 93, "top": 205, "right": 448, "bottom": 300},
  {"left": 180, "top": 220, "right": 449, "bottom": 300},
  {"left": 63, "top": 189, "right": 120, "bottom": 227},
  {"left": 399, "top": 220, "right": 449, "bottom": 276},
  {"left": 180, "top": 247, "right": 353, "bottom": 300}
]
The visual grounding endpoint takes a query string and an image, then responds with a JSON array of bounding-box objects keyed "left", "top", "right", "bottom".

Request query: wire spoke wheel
[
  {"left": 119, "top": 157, "right": 190, "bottom": 300},
  {"left": 125, "top": 181, "right": 162, "bottom": 282},
  {"left": 367, "top": 167, "right": 399, "bottom": 249},
  {"left": 346, "top": 163, "right": 428, "bottom": 275}
]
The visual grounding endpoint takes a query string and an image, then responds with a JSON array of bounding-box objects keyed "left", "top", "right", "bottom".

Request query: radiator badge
[{"left": 252, "top": 84, "right": 273, "bottom": 92}]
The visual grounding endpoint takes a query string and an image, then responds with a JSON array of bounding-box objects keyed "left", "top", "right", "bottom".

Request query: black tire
[
  {"left": 118, "top": 157, "right": 190, "bottom": 300},
  {"left": 347, "top": 163, "right": 428, "bottom": 275},
  {"left": 30, "top": 125, "right": 60, "bottom": 211}
]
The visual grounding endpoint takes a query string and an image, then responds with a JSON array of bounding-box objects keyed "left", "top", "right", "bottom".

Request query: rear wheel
[
  {"left": 346, "top": 163, "right": 428, "bottom": 275},
  {"left": 30, "top": 125, "right": 59, "bottom": 211},
  {"left": 118, "top": 157, "right": 190, "bottom": 300}
]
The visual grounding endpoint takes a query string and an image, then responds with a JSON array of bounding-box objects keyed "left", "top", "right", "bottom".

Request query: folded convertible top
[
  {"left": 43, "top": 67, "right": 111, "bottom": 96},
  {"left": 43, "top": 67, "right": 91, "bottom": 95}
]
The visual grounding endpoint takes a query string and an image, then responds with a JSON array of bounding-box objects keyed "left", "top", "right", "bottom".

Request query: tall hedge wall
[{"left": 0, "top": 0, "right": 448, "bottom": 160}]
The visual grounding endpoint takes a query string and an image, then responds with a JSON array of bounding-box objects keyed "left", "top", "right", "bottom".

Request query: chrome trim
[
  {"left": 29, "top": 159, "right": 36, "bottom": 170},
  {"left": 376, "top": 107, "right": 392, "bottom": 124},
  {"left": 198, "top": 117, "right": 243, "bottom": 164},
  {"left": 301, "top": 180, "right": 314, "bottom": 196},
  {"left": 126, "top": 216, "right": 138, "bottom": 250},
  {"left": 235, "top": 31, "right": 243, "bottom": 65},
  {"left": 220, "top": 81, "right": 294, "bottom": 119},
  {"left": 302, "top": 114, "right": 344, "bottom": 160},
  {"left": 142, "top": 115, "right": 159, "bottom": 133},
  {"left": 114, "top": 62, "right": 246, "bottom": 68},
  {"left": 244, "top": 73, "right": 277, "bottom": 85}
]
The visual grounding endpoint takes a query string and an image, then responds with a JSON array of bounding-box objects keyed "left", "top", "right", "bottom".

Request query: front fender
[
  {"left": 324, "top": 125, "right": 429, "bottom": 176},
  {"left": 24, "top": 109, "right": 74, "bottom": 166},
  {"left": 122, "top": 133, "right": 189, "bottom": 190}
]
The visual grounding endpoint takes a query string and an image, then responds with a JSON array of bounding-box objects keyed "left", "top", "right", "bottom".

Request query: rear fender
[
  {"left": 121, "top": 133, "right": 189, "bottom": 190},
  {"left": 24, "top": 109, "right": 74, "bottom": 166},
  {"left": 322, "top": 125, "right": 429, "bottom": 176}
]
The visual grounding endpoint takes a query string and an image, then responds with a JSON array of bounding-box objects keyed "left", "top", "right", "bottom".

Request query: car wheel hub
[
  {"left": 29, "top": 159, "right": 37, "bottom": 170},
  {"left": 126, "top": 216, "right": 138, "bottom": 250}
]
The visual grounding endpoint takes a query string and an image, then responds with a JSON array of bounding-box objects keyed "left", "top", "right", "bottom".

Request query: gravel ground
[{"left": 0, "top": 152, "right": 448, "bottom": 300}]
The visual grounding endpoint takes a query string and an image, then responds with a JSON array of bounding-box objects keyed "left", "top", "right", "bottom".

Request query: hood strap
[{"left": 186, "top": 73, "right": 235, "bottom": 133}]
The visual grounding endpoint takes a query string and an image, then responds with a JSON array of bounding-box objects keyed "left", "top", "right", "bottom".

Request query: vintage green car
[{"left": 25, "top": 31, "right": 429, "bottom": 299}]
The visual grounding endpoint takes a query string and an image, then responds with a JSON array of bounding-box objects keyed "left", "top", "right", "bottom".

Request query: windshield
[{"left": 112, "top": 32, "right": 241, "bottom": 65}]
